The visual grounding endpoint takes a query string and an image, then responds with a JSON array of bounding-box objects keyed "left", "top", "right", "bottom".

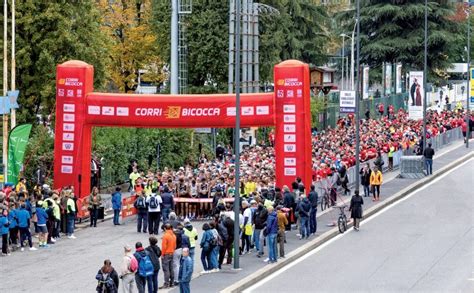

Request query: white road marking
[{"left": 244, "top": 157, "right": 474, "bottom": 293}]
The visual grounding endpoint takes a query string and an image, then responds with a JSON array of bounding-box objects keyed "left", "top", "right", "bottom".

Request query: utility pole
[
  {"left": 422, "top": 0, "right": 428, "bottom": 152},
  {"left": 233, "top": 0, "right": 242, "bottom": 270},
  {"left": 3, "top": 0, "right": 8, "bottom": 182},
  {"left": 466, "top": 4, "right": 471, "bottom": 148},
  {"left": 10, "top": 0, "right": 15, "bottom": 128},
  {"left": 170, "top": 0, "right": 178, "bottom": 94},
  {"left": 355, "top": 0, "right": 361, "bottom": 188},
  {"left": 341, "top": 35, "right": 345, "bottom": 90}
]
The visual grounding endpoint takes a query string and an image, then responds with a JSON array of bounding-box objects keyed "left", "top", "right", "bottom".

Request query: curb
[{"left": 221, "top": 150, "right": 474, "bottom": 293}]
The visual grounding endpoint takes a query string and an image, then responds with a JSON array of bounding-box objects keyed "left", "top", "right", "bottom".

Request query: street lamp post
[
  {"left": 355, "top": 0, "right": 361, "bottom": 188},
  {"left": 351, "top": 21, "right": 357, "bottom": 90},
  {"left": 466, "top": 4, "right": 471, "bottom": 148},
  {"left": 423, "top": 0, "right": 428, "bottom": 152},
  {"left": 340, "top": 34, "right": 345, "bottom": 90}
]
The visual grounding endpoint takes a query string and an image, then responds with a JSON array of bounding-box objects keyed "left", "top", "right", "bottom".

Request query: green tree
[
  {"left": 8, "top": 1, "right": 109, "bottom": 124},
  {"left": 339, "top": 0, "right": 464, "bottom": 81}
]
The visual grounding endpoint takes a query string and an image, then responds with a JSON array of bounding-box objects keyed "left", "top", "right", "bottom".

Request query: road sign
[{"left": 340, "top": 90, "right": 356, "bottom": 113}]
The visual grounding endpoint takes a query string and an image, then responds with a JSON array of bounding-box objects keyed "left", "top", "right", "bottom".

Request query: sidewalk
[{"left": 170, "top": 141, "right": 473, "bottom": 293}]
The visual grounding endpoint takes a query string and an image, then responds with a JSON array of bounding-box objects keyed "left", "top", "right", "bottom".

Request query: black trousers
[
  {"left": 2, "top": 234, "right": 8, "bottom": 254},
  {"left": 148, "top": 211, "right": 161, "bottom": 235}
]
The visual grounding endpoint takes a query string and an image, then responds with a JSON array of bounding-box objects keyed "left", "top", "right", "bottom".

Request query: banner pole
[{"left": 3, "top": 0, "right": 9, "bottom": 182}]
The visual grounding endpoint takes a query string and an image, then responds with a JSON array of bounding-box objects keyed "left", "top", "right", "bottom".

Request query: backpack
[
  {"left": 149, "top": 196, "right": 158, "bottom": 209},
  {"left": 209, "top": 231, "right": 218, "bottom": 246},
  {"left": 138, "top": 252, "right": 154, "bottom": 277},
  {"left": 104, "top": 275, "right": 117, "bottom": 291},
  {"left": 128, "top": 255, "right": 138, "bottom": 273},
  {"left": 135, "top": 197, "right": 146, "bottom": 209}
]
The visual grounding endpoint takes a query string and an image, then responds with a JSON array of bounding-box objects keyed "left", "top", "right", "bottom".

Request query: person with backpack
[
  {"left": 95, "top": 259, "right": 119, "bottom": 293},
  {"left": 120, "top": 245, "right": 137, "bottom": 293},
  {"left": 134, "top": 191, "right": 148, "bottom": 233},
  {"left": 178, "top": 248, "right": 193, "bottom": 293},
  {"left": 160, "top": 223, "right": 177, "bottom": 289},
  {"left": 111, "top": 187, "right": 122, "bottom": 226},
  {"left": 199, "top": 222, "right": 214, "bottom": 274},
  {"left": 307, "top": 185, "right": 318, "bottom": 235},
  {"left": 209, "top": 222, "right": 221, "bottom": 272},
  {"left": 216, "top": 215, "right": 229, "bottom": 269},
  {"left": 146, "top": 236, "right": 162, "bottom": 293},
  {"left": 146, "top": 191, "right": 162, "bottom": 235},
  {"left": 296, "top": 195, "right": 311, "bottom": 239},
  {"left": 134, "top": 242, "right": 154, "bottom": 293}
]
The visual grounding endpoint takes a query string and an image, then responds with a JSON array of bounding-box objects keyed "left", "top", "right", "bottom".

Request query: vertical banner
[
  {"left": 274, "top": 60, "right": 312, "bottom": 191},
  {"left": 7, "top": 124, "right": 32, "bottom": 184},
  {"left": 54, "top": 61, "right": 94, "bottom": 195},
  {"left": 470, "top": 68, "right": 474, "bottom": 109},
  {"left": 385, "top": 63, "right": 392, "bottom": 95},
  {"left": 395, "top": 63, "right": 402, "bottom": 94},
  {"left": 408, "top": 71, "right": 424, "bottom": 119},
  {"left": 363, "top": 66, "right": 369, "bottom": 99}
]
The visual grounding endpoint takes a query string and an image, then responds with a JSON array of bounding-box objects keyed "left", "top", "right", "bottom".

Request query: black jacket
[
  {"left": 161, "top": 192, "right": 174, "bottom": 209},
  {"left": 308, "top": 191, "right": 318, "bottom": 208},
  {"left": 349, "top": 195, "right": 364, "bottom": 219},
  {"left": 423, "top": 147, "right": 435, "bottom": 159},
  {"left": 224, "top": 217, "right": 234, "bottom": 240},
  {"left": 253, "top": 206, "right": 268, "bottom": 230},
  {"left": 283, "top": 191, "right": 295, "bottom": 209},
  {"left": 359, "top": 169, "right": 372, "bottom": 186},
  {"left": 146, "top": 245, "right": 162, "bottom": 272}
]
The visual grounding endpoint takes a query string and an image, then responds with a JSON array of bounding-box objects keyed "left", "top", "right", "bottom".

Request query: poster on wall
[
  {"left": 363, "top": 66, "right": 369, "bottom": 99},
  {"left": 408, "top": 71, "right": 424, "bottom": 120},
  {"left": 385, "top": 63, "right": 392, "bottom": 95},
  {"left": 396, "top": 64, "right": 402, "bottom": 94}
]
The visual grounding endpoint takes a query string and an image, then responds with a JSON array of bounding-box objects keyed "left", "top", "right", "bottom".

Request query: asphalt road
[{"left": 246, "top": 159, "right": 474, "bottom": 293}]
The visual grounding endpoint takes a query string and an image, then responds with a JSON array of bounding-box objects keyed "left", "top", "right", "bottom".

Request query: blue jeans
[
  {"left": 113, "top": 209, "right": 120, "bottom": 225},
  {"left": 425, "top": 158, "right": 433, "bottom": 175},
  {"left": 189, "top": 247, "right": 195, "bottom": 262},
  {"left": 135, "top": 274, "right": 153, "bottom": 293},
  {"left": 162, "top": 207, "right": 171, "bottom": 223},
  {"left": 253, "top": 229, "right": 261, "bottom": 253},
  {"left": 179, "top": 282, "right": 190, "bottom": 293},
  {"left": 201, "top": 247, "right": 212, "bottom": 271},
  {"left": 363, "top": 185, "right": 370, "bottom": 197},
  {"left": 137, "top": 211, "right": 148, "bottom": 233},
  {"left": 309, "top": 208, "right": 317, "bottom": 234},
  {"left": 300, "top": 216, "right": 309, "bottom": 238},
  {"left": 267, "top": 234, "right": 277, "bottom": 262},
  {"left": 66, "top": 214, "right": 75, "bottom": 235},
  {"left": 151, "top": 270, "right": 159, "bottom": 293},
  {"left": 211, "top": 245, "right": 219, "bottom": 269}
]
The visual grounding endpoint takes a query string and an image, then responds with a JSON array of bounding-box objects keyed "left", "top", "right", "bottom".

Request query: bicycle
[{"left": 333, "top": 205, "right": 348, "bottom": 233}]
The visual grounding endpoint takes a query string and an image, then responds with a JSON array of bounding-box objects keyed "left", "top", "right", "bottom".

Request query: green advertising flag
[{"left": 7, "top": 124, "right": 33, "bottom": 184}]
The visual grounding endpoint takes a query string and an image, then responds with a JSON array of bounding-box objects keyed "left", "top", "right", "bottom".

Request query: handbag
[{"left": 244, "top": 224, "right": 253, "bottom": 236}]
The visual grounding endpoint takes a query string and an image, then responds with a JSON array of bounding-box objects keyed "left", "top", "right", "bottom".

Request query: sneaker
[
  {"left": 29, "top": 247, "right": 38, "bottom": 251},
  {"left": 68, "top": 235, "right": 77, "bottom": 239},
  {"left": 21, "top": 247, "right": 24, "bottom": 252},
  {"left": 51, "top": 238, "right": 56, "bottom": 243},
  {"left": 200, "top": 271, "right": 209, "bottom": 275},
  {"left": 263, "top": 258, "right": 269, "bottom": 262},
  {"left": 212, "top": 268, "right": 220, "bottom": 273}
]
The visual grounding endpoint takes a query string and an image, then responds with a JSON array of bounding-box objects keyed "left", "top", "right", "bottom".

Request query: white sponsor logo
[
  {"left": 283, "top": 124, "right": 296, "bottom": 133},
  {"left": 61, "top": 156, "right": 74, "bottom": 164},
  {"left": 182, "top": 108, "right": 220, "bottom": 116},
  {"left": 61, "top": 165, "right": 73, "bottom": 174},
  {"left": 256, "top": 106, "right": 269, "bottom": 115},
  {"left": 277, "top": 90, "right": 284, "bottom": 98},
  {"left": 284, "top": 144, "right": 296, "bottom": 152},
  {"left": 63, "top": 104, "right": 75, "bottom": 112},
  {"left": 65, "top": 78, "right": 83, "bottom": 87},
  {"left": 63, "top": 132, "right": 75, "bottom": 141},
  {"left": 88, "top": 106, "right": 100, "bottom": 115},
  {"left": 296, "top": 89, "right": 303, "bottom": 97},
  {"left": 284, "top": 168, "right": 297, "bottom": 176},
  {"left": 284, "top": 114, "right": 296, "bottom": 123},
  {"left": 227, "top": 107, "right": 236, "bottom": 116},
  {"left": 117, "top": 107, "right": 129, "bottom": 116},
  {"left": 102, "top": 106, "right": 115, "bottom": 116},
  {"left": 242, "top": 107, "right": 254, "bottom": 116},
  {"left": 58, "top": 89, "right": 65, "bottom": 97},
  {"left": 135, "top": 108, "right": 162, "bottom": 116},
  {"left": 283, "top": 78, "right": 303, "bottom": 87},
  {"left": 284, "top": 158, "right": 296, "bottom": 166},
  {"left": 283, "top": 105, "right": 295, "bottom": 113},
  {"left": 62, "top": 142, "right": 74, "bottom": 151},
  {"left": 63, "top": 123, "right": 75, "bottom": 131},
  {"left": 66, "top": 90, "right": 74, "bottom": 97},
  {"left": 284, "top": 134, "right": 296, "bottom": 143},
  {"left": 286, "top": 90, "right": 294, "bottom": 98},
  {"left": 63, "top": 113, "right": 75, "bottom": 122}
]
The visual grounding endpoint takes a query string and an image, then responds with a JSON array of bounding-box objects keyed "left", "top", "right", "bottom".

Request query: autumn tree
[{"left": 98, "top": 0, "right": 164, "bottom": 92}]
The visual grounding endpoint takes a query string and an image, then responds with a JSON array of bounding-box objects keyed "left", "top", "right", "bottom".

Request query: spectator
[
  {"left": 1, "top": 207, "right": 10, "bottom": 255},
  {"left": 199, "top": 222, "right": 214, "bottom": 274},
  {"left": 146, "top": 191, "right": 162, "bottom": 235},
  {"left": 146, "top": 236, "right": 162, "bottom": 293},
  {"left": 266, "top": 206, "right": 278, "bottom": 264},
  {"left": 160, "top": 224, "right": 176, "bottom": 289},
  {"left": 88, "top": 187, "right": 102, "bottom": 228},
  {"left": 66, "top": 192, "right": 76, "bottom": 239},
  {"left": 134, "top": 242, "right": 153, "bottom": 293},
  {"left": 349, "top": 190, "right": 364, "bottom": 231},
  {"left": 95, "top": 259, "right": 119, "bottom": 293},
  {"left": 161, "top": 187, "right": 174, "bottom": 223},
  {"left": 241, "top": 201, "right": 252, "bottom": 255},
  {"left": 296, "top": 195, "right": 310, "bottom": 240},
  {"left": 111, "top": 187, "right": 122, "bottom": 226},
  {"left": 178, "top": 247, "right": 193, "bottom": 293},
  {"left": 370, "top": 166, "right": 383, "bottom": 201},
  {"left": 134, "top": 191, "right": 148, "bottom": 233},
  {"left": 360, "top": 163, "right": 372, "bottom": 198},
  {"left": 119, "top": 245, "right": 136, "bottom": 293},
  {"left": 423, "top": 143, "right": 435, "bottom": 175},
  {"left": 253, "top": 203, "right": 268, "bottom": 258},
  {"left": 308, "top": 185, "right": 318, "bottom": 235},
  {"left": 183, "top": 218, "right": 198, "bottom": 261}
]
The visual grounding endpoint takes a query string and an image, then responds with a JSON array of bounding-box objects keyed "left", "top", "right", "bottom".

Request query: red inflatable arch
[{"left": 53, "top": 60, "right": 312, "bottom": 200}]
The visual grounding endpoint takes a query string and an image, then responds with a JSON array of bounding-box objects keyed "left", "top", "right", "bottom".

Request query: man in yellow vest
[
  {"left": 66, "top": 192, "right": 76, "bottom": 239},
  {"left": 388, "top": 145, "right": 395, "bottom": 171}
]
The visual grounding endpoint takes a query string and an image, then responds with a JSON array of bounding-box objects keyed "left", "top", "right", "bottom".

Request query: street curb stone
[{"left": 221, "top": 150, "right": 474, "bottom": 293}]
